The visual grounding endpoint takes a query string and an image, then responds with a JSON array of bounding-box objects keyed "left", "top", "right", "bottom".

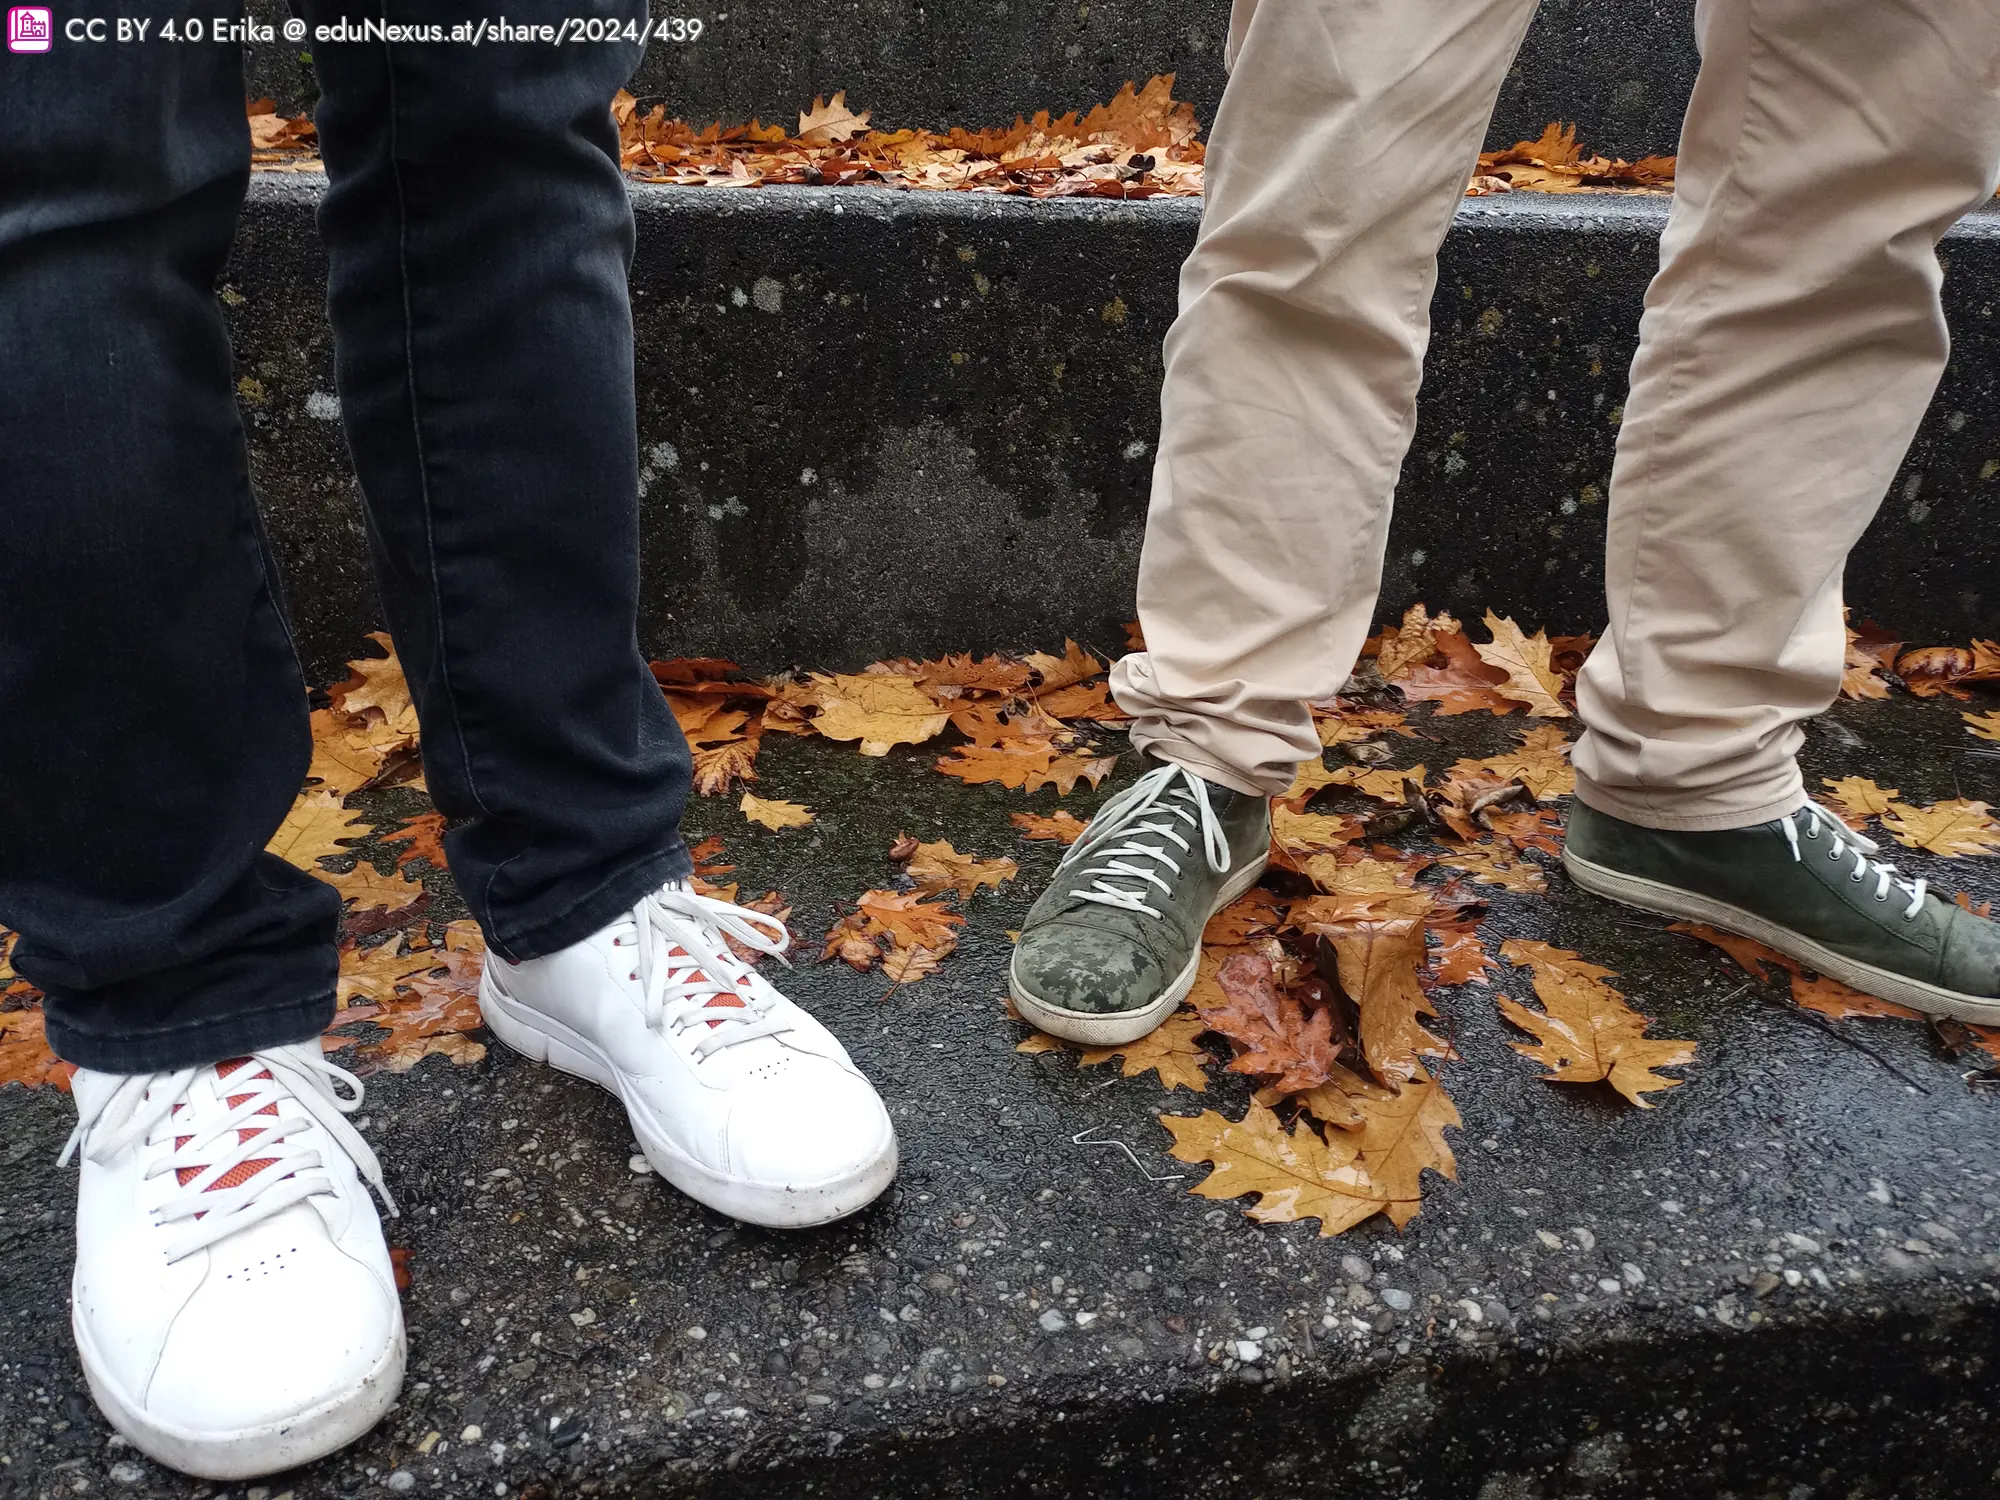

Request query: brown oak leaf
[
  {"left": 1375, "top": 604, "right": 1464, "bottom": 684},
  {"left": 1162, "top": 1102, "right": 1388, "bottom": 1238},
  {"left": 1020, "top": 1009, "right": 1214, "bottom": 1092},
  {"left": 1023, "top": 639, "right": 1105, "bottom": 692},
  {"left": 1819, "top": 776, "right": 1898, "bottom": 830},
  {"left": 383, "top": 810, "right": 450, "bottom": 872},
  {"left": 905, "top": 840, "right": 1019, "bottom": 899},
  {"left": 1346, "top": 1063, "right": 1459, "bottom": 1229},
  {"left": 1010, "top": 810, "right": 1090, "bottom": 844},
  {"left": 801, "top": 672, "right": 952, "bottom": 755},
  {"left": 797, "top": 91, "right": 872, "bottom": 144},
  {"left": 1896, "top": 640, "right": 2000, "bottom": 699},
  {"left": 1841, "top": 623, "right": 1896, "bottom": 700},
  {"left": 739, "top": 792, "right": 813, "bottom": 830},
  {"left": 0, "top": 1005, "right": 70, "bottom": 1091},
  {"left": 1399, "top": 628, "right": 1517, "bottom": 716},
  {"left": 1497, "top": 939, "right": 1694, "bottom": 1107},
  {"left": 1322, "top": 918, "right": 1444, "bottom": 1085},
  {"left": 1432, "top": 840, "right": 1547, "bottom": 894},
  {"left": 1881, "top": 799, "right": 2000, "bottom": 857},
  {"left": 1473, "top": 612, "right": 1571, "bottom": 717},
  {"left": 267, "top": 791, "right": 372, "bottom": 870},
  {"left": 328, "top": 631, "right": 413, "bottom": 723}
]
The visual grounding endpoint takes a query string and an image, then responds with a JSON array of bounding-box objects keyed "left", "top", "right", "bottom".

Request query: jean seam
[
  {"left": 380, "top": 31, "right": 506, "bottom": 834},
  {"left": 244, "top": 487, "right": 312, "bottom": 704}
]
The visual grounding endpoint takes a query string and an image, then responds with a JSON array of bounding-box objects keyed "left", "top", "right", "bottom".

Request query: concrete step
[
  {"left": 229, "top": 176, "right": 2000, "bottom": 686},
  {"left": 241, "top": 0, "right": 1702, "bottom": 159},
  {"left": 4, "top": 688, "right": 2000, "bottom": 1498}
]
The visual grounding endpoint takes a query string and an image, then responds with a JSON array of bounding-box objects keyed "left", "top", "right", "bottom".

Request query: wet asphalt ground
[{"left": 5, "top": 688, "right": 2000, "bottom": 1499}]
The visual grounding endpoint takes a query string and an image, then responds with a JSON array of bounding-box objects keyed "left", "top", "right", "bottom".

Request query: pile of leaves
[
  {"left": 248, "top": 97, "right": 321, "bottom": 172},
  {"left": 0, "top": 632, "right": 1126, "bottom": 1087},
  {"left": 1016, "top": 607, "right": 1696, "bottom": 1237},
  {"left": 1010, "top": 606, "right": 2000, "bottom": 1236},
  {"left": 824, "top": 836, "right": 1020, "bottom": 987},
  {"left": 4, "top": 608, "right": 1996, "bottom": 1257},
  {"left": 242, "top": 85, "right": 1678, "bottom": 199},
  {"left": 662, "top": 642, "right": 1121, "bottom": 987},
  {"left": 657, "top": 637, "right": 1126, "bottom": 802},
  {"left": 618, "top": 77, "right": 1205, "bottom": 198},
  {"left": 1467, "top": 123, "right": 1675, "bottom": 196}
]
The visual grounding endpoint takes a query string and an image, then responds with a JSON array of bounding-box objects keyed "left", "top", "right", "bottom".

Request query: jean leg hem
[
  {"left": 1128, "top": 730, "right": 1292, "bottom": 799},
  {"left": 45, "top": 995, "right": 335, "bottom": 1075},
  {"left": 1572, "top": 775, "right": 1808, "bottom": 833},
  {"left": 485, "top": 840, "right": 695, "bottom": 962}
]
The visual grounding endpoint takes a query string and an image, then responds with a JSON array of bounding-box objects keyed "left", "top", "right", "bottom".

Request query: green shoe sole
[
  {"left": 1562, "top": 846, "right": 2000, "bottom": 1026},
  {"left": 1008, "top": 853, "right": 1271, "bottom": 1047}
]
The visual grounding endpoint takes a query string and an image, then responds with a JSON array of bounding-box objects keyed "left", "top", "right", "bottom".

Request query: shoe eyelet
[
  {"left": 1850, "top": 870, "right": 1866, "bottom": 882},
  {"left": 629, "top": 971, "right": 639, "bottom": 981},
  {"left": 1874, "top": 891, "right": 1888, "bottom": 902},
  {"left": 1804, "top": 824, "right": 1818, "bottom": 839}
]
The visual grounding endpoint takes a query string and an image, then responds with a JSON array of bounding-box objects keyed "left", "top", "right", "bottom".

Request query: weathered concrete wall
[
  {"left": 245, "top": 0, "right": 1701, "bottom": 157},
  {"left": 227, "top": 179, "right": 2000, "bottom": 684}
]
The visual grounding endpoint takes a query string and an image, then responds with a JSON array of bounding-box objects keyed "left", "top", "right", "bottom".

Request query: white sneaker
[
  {"left": 63, "top": 1043, "right": 405, "bottom": 1480},
  {"left": 479, "top": 880, "right": 898, "bottom": 1228}
]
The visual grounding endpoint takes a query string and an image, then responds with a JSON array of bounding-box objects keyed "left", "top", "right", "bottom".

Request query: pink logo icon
[{"left": 7, "top": 6, "right": 53, "bottom": 50}]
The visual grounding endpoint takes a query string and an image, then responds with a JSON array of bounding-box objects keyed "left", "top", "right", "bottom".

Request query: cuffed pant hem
[
  {"left": 484, "top": 838, "right": 695, "bottom": 963},
  {"left": 1571, "top": 775, "right": 1809, "bottom": 834},
  {"left": 45, "top": 993, "right": 335, "bottom": 1075},
  {"left": 1126, "top": 728, "right": 1287, "bottom": 799}
]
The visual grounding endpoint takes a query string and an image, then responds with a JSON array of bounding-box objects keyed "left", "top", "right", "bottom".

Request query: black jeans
[{"left": 0, "top": 1, "right": 693, "bottom": 1073}]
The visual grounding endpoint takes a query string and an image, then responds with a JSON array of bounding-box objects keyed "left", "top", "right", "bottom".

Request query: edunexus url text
[{"left": 314, "top": 14, "right": 703, "bottom": 43}]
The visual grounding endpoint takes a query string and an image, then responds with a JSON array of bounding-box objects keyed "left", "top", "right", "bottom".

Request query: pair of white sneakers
[{"left": 62, "top": 881, "right": 898, "bottom": 1480}]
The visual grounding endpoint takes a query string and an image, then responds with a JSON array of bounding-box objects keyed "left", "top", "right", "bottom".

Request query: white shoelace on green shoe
[
  {"left": 61, "top": 1048, "right": 395, "bottom": 1262},
  {"left": 1784, "top": 802, "right": 1929, "bottom": 919},
  {"left": 1058, "top": 763, "right": 1232, "bottom": 919}
]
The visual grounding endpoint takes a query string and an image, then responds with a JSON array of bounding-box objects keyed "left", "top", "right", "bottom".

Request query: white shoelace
[
  {"left": 1783, "top": 801, "right": 1929, "bottom": 919},
  {"left": 1058, "top": 763, "right": 1232, "bottom": 919},
  {"left": 59, "top": 1048, "right": 395, "bottom": 1263},
  {"left": 614, "top": 882, "right": 795, "bottom": 1061}
]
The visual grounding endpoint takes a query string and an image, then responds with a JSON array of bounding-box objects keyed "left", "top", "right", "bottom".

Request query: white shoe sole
[
  {"left": 1008, "top": 852, "right": 1271, "bottom": 1047},
  {"left": 478, "top": 971, "right": 898, "bottom": 1229},
  {"left": 73, "top": 1299, "right": 405, "bottom": 1481},
  {"left": 1562, "top": 846, "right": 2000, "bottom": 1026}
]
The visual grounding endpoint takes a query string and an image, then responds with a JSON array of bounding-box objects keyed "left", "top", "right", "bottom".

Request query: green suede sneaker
[
  {"left": 1564, "top": 798, "right": 2000, "bottom": 1024},
  {"left": 1009, "top": 761, "right": 1271, "bottom": 1046}
]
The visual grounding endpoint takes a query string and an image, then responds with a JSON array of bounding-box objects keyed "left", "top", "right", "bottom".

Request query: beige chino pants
[{"left": 1109, "top": 0, "right": 2000, "bottom": 829}]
